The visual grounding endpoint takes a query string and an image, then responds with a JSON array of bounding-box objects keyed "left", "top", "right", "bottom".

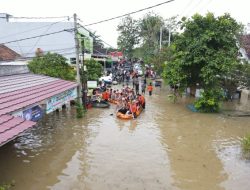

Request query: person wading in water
[{"left": 147, "top": 82, "right": 153, "bottom": 96}]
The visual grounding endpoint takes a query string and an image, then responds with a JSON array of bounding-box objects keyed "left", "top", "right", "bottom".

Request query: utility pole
[
  {"left": 74, "top": 13, "right": 82, "bottom": 104},
  {"left": 81, "top": 37, "right": 87, "bottom": 109},
  {"left": 168, "top": 28, "right": 171, "bottom": 47},
  {"left": 159, "top": 26, "right": 163, "bottom": 51}
]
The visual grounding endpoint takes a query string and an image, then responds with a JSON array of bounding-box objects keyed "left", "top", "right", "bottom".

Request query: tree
[
  {"left": 138, "top": 12, "right": 164, "bottom": 63},
  {"left": 91, "top": 31, "right": 108, "bottom": 55},
  {"left": 84, "top": 59, "right": 103, "bottom": 81},
  {"left": 163, "top": 13, "right": 242, "bottom": 112},
  {"left": 117, "top": 15, "right": 140, "bottom": 59},
  {"left": 28, "top": 52, "right": 75, "bottom": 81}
]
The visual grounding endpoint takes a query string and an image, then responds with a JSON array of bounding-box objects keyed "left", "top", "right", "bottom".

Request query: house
[
  {"left": 0, "top": 44, "right": 20, "bottom": 61},
  {"left": 239, "top": 34, "right": 250, "bottom": 63},
  {"left": 0, "top": 61, "right": 78, "bottom": 147},
  {"left": 0, "top": 13, "right": 93, "bottom": 64}
]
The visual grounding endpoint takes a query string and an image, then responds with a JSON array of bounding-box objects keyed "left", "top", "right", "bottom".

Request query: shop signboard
[
  {"left": 23, "top": 105, "right": 43, "bottom": 122},
  {"left": 46, "top": 88, "right": 77, "bottom": 114},
  {"left": 11, "top": 105, "right": 43, "bottom": 122},
  {"left": 87, "top": 81, "right": 97, "bottom": 89}
]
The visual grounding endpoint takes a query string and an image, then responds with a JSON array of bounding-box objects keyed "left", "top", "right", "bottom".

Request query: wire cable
[
  {"left": 0, "top": 17, "right": 72, "bottom": 40},
  {"left": 0, "top": 29, "right": 74, "bottom": 45},
  {"left": 77, "top": 22, "right": 115, "bottom": 49},
  {"left": 22, "top": 47, "right": 75, "bottom": 56},
  {"left": 83, "top": 0, "right": 175, "bottom": 27},
  {"left": 12, "top": 16, "right": 70, "bottom": 20},
  {"left": 26, "top": 23, "right": 54, "bottom": 54}
]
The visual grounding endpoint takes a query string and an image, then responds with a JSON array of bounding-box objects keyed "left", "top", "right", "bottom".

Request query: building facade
[{"left": 0, "top": 13, "right": 93, "bottom": 63}]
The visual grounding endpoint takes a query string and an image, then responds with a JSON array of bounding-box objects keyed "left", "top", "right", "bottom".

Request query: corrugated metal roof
[
  {"left": 0, "top": 73, "right": 78, "bottom": 147},
  {"left": 0, "top": 114, "right": 35, "bottom": 146}
]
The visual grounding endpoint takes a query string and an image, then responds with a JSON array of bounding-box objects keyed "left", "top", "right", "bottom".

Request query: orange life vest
[
  {"left": 148, "top": 85, "right": 153, "bottom": 92},
  {"left": 139, "top": 96, "right": 145, "bottom": 104},
  {"left": 130, "top": 103, "right": 137, "bottom": 113},
  {"left": 102, "top": 92, "right": 109, "bottom": 100}
]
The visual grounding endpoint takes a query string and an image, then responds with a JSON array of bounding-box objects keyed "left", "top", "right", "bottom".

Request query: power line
[
  {"left": 7, "top": 43, "right": 73, "bottom": 47},
  {"left": 12, "top": 16, "right": 70, "bottom": 20},
  {"left": 176, "top": 0, "right": 195, "bottom": 18},
  {"left": 197, "top": 0, "right": 213, "bottom": 14},
  {"left": 181, "top": 0, "right": 204, "bottom": 18},
  {"left": 0, "top": 29, "right": 74, "bottom": 45},
  {"left": 0, "top": 17, "right": 72, "bottom": 40},
  {"left": 21, "top": 47, "right": 75, "bottom": 56},
  {"left": 26, "top": 22, "right": 55, "bottom": 54},
  {"left": 77, "top": 22, "right": 115, "bottom": 49},
  {"left": 83, "top": 0, "right": 175, "bottom": 27}
]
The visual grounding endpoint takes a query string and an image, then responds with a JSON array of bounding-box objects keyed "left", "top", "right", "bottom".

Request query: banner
[
  {"left": 23, "top": 105, "right": 43, "bottom": 122},
  {"left": 12, "top": 105, "right": 43, "bottom": 122},
  {"left": 78, "top": 27, "right": 93, "bottom": 54},
  {"left": 87, "top": 81, "right": 97, "bottom": 89},
  {"left": 46, "top": 88, "right": 77, "bottom": 114}
]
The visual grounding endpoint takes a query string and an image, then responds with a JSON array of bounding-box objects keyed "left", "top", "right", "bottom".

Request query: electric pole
[
  {"left": 81, "top": 37, "right": 87, "bottom": 110},
  {"left": 74, "top": 13, "right": 82, "bottom": 104},
  {"left": 168, "top": 28, "right": 171, "bottom": 47},
  {"left": 159, "top": 26, "right": 163, "bottom": 51}
]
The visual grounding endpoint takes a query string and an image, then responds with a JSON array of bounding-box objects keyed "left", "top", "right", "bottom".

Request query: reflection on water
[{"left": 0, "top": 85, "right": 250, "bottom": 190}]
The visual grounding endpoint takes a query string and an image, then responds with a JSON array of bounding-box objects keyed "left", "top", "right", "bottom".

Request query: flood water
[{"left": 1, "top": 85, "right": 250, "bottom": 190}]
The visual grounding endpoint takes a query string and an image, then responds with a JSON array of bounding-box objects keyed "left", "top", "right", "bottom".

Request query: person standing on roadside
[
  {"left": 141, "top": 82, "right": 146, "bottom": 94},
  {"left": 147, "top": 82, "right": 153, "bottom": 96},
  {"left": 134, "top": 75, "right": 139, "bottom": 95}
]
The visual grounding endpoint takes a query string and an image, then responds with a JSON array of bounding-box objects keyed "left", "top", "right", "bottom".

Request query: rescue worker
[
  {"left": 138, "top": 94, "right": 145, "bottom": 109},
  {"left": 129, "top": 100, "right": 137, "bottom": 118},
  {"left": 147, "top": 82, "right": 153, "bottom": 96}
]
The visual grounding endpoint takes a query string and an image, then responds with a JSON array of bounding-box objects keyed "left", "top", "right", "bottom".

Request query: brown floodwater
[{"left": 0, "top": 85, "right": 250, "bottom": 190}]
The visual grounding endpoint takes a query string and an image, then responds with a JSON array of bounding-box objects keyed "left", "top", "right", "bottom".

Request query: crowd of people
[
  {"left": 92, "top": 84, "right": 146, "bottom": 118},
  {"left": 88, "top": 60, "right": 156, "bottom": 119}
]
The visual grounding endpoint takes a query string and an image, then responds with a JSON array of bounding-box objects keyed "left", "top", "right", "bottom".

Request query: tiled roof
[
  {"left": 0, "top": 114, "right": 35, "bottom": 146},
  {"left": 240, "top": 34, "right": 250, "bottom": 59},
  {"left": 0, "top": 73, "right": 78, "bottom": 146},
  {"left": 0, "top": 45, "right": 20, "bottom": 61}
]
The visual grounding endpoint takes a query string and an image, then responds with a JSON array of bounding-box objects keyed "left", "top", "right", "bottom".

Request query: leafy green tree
[
  {"left": 162, "top": 45, "right": 186, "bottom": 86},
  {"left": 84, "top": 59, "right": 103, "bottom": 81},
  {"left": 117, "top": 15, "right": 140, "bottom": 59},
  {"left": 163, "top": 13, "right": 242, "bottom": 112},
  {"left": 28, "top": 52, "right": 75, "bottom": 81},
  {"left": 138, "top": 12, "right": 164, "bottom": 63}
]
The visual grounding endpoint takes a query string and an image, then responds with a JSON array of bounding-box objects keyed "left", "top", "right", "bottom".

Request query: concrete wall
[
  {"left": 239, "top": 89, "right": 250, "bottom": 111},
  {"left": 0, "top": 64, "right": 29, "bottom": 76},
  {"left": 0, "top": 18, "right": 75, "bottom": 60}
]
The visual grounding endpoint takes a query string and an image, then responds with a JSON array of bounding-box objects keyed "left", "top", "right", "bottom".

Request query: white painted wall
[{"left": 0, "top": 15, "right": 76, "bottom": 61}]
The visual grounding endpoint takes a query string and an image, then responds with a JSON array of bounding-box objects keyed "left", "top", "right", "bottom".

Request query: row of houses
[
  {"left": 0, "top": 13, "right": 83, "bottom": 147},
  {"left": 0, "top": 44, "right": 79, "bottom": 147}
]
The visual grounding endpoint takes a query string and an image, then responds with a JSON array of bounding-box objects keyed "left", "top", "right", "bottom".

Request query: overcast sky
[{"left": 1, "top": 0, "right": 249, "bottom": 48}]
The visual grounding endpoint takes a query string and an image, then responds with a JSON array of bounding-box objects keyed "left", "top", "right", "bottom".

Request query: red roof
[
  {"left": 0, "top": 45, "right": 20, "bottom": 61},
  {"left": 0, "top": 73, "right": 78, "bottom": 147},
  {"left": 0, "top": 114, "right": 35, "bottom": 146},
  {"left": 108, "top": 51, "right": 123, "bottom": 57}
]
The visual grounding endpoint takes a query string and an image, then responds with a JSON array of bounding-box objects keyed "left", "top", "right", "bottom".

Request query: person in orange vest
[
  {"left": 102, "top": 89, "right": 109, "bottom": 101},
  {"left": 147, "top": 82, "right": 153, "bottom": 96},
  {"left": 129, "top": 100, "right": 137, "bottom": 118},
  {"left": 138, "top": 94, "right": 145, "bottom": 109}
]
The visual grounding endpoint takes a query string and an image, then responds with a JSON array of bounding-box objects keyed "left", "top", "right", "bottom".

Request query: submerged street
[{"left": 0, "top": 85, "right": 250, "bottom": 190}]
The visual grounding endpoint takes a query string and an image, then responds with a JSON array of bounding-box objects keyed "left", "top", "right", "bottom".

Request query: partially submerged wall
[{"left": 239, "top": 89, "right": 250, "bottom": 111}]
